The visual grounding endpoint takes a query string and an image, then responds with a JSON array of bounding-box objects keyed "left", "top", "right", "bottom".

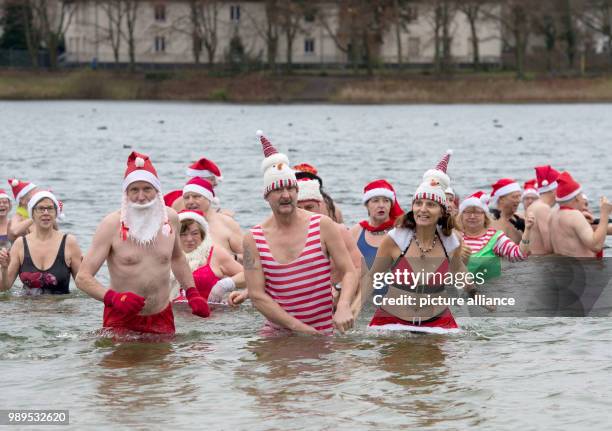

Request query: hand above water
[
  {"left": 600, "top": 197, "right": 612, "bottom": 215},
  {"left": 333, "top": 303, "right": 355, "bottom": 333},
  {"left": 0, "top": 248, "right": 10, "bottom": 269}
]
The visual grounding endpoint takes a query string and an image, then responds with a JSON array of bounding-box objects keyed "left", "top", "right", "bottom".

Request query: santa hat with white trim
[
  {"left": 490, "top": 178, "right": 521, "bottom": 208},
  {"left": 183, "top": 176, "right": 217, "bottom": 204},
  {"left": 459, "top": 191, "right": 489, "bottom": 214},
  {"left": 413, "top": 150, "right": 453, "bottom": 209},
  {"left": 186, "top": 158, "right": 222, "bottom": 182},
  {"left": 0, "top": 189, "right": 11, "bottom": 202},
  {"left": 120, "top": 151, "right": 171, "bottom": 240},
  {"left": 556, "top": 171, "right": 582, "bottom": 202},
  {"left": 123, "top": 152, "right": 162, "bottom": 192},
  {"left": 258, "top": 130, "right": 298, "bottom": 198},
  {"left": 534, "top": 165, "right": 560, "bottom": 194},
  {"left": 297, "top": 178, "right": 323, "bottom": 202},
  {"left": 178, "top": 209, "right": 209, "bottom": 233},
  {"left": 27, "top": 190, "right": 65, "bottom": 221},
  {"left": 522, "top": 179, "right": 539, "bottom": 200},
  {"left": 8, "top": 178, "right": 36, "bottom": 202},
  {"left": 363, "top": 179, "right": 404, "bottom": 219}
]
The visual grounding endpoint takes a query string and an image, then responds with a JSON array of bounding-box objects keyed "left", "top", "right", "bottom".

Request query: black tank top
[{"left": 19, "top": 234, "right": 71, "bottom": 294}]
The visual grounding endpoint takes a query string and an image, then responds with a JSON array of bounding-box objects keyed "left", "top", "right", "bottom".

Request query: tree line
[{"left": 0, "top": 0, "right": 611, "bottom": 78}]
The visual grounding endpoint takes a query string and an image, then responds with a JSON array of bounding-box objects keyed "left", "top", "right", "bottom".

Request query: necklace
[{"left": 414, "top": 235, "right": 437, "bottom": 259}]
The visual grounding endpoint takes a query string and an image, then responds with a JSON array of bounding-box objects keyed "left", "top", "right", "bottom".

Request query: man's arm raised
[
  {"left": 320, "top": 216, "right": 356, "bottom": 332},
  {"left": 243, "top": 232, "right": 318, "bottom": 334},
  {"left": 575, "top": 197, "right": 611, "bottom": 253},
  {"left": 7, "top": 214, "right": 33, "bottom": 242}
]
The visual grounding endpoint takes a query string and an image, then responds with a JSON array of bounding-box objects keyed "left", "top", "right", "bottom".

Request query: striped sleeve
[{"left": 493, "top": 233, "right": 527, "bottom": 262}]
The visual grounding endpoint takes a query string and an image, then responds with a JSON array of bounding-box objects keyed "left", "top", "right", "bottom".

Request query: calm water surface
[{"left": 1, "top": 102, "right": 611, "bottom": 430}]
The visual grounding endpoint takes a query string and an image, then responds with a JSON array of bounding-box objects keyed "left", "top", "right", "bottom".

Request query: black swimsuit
[{"left": 19, "top": 234, "right": 71, "bottom": 294}]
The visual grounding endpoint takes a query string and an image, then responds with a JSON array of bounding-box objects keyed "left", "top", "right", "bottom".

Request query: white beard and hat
[{"left": 121, "top": 151, "right": 171, "bottom": 246}]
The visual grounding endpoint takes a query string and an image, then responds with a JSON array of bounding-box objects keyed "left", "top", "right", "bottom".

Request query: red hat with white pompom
[
  {"left": 186, "top": 158, "right": 222, "bottom": 182},
  {"left": 8, "top": 178, "right": 36, "bottom": 201},
  {"left": 459, "top": 191, "right": 489, "bottom": 214},
  {"left": 258, "top": 130, "right": 298, "bottom": 197},
  {"left": 123, "top": 152, "right": 162, "bottom": 191},
  {"left": 556, "top": 171, "right": 582, "bottom": 202},
  {"left": 534, "top": 165, "right": 560, "bottom": 194},
  {"left": 522, "top": 179, "right": 539, "bottom": 199}
]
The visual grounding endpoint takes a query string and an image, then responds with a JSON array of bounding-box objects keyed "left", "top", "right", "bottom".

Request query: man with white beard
[{"left": 76, "top": 152, "right": 209, "bottom": 335}]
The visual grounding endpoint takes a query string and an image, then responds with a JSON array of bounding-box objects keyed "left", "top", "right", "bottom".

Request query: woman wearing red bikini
[{"left": 362, "top": 151, "right": 474, "bottom": 334}]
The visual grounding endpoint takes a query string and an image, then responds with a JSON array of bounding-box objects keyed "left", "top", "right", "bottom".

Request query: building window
[
  {"left": 304, "top": 38, "right": 315, "bottom": 54},
  {"left": 408, "top": 37, "right": 420, "bottom": 58},
  {"left": 230, "top": 5, "right": 240, "bottom": 21},
  {"left": 154, "top": 4, "right": 166, "bottom": 22},
  {"left": 304, "top": 10, "right": 315, "bottom": 23},
  {"left": 155, "top": 36, "right": 166, "bottom": 52}
]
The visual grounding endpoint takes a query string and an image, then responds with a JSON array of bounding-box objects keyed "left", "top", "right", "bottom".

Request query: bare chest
[{"left": 109, "top": 234, "right": 174, "bottom": 268}]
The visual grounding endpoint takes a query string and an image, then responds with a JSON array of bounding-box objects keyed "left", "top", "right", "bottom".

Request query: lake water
[{"left": 1, "top": 102, "right": 611, "bottom": 430}]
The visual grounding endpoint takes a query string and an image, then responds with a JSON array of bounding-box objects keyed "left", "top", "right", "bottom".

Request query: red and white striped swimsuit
[{"left": 251, "top": 214, "right": 334, "bottom": 334}]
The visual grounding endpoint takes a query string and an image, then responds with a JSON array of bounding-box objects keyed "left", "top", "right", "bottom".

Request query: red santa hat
[
  {"left": 459, "top": 191, "right": 489, "bottom": 214},
  {"left": 363, "top": 179, "right": 404, "bottom": 219},
  {"left": 183, "top": 176, "right": 216, "bottom": 203},
  {"left": 8, "top": 178, "right": 37, "bottom": 201},
  {"left": 556, "top": 171, "right": 582, "bottom": 202},
  {"left": 490, "top": 178, "right": 521, "bottom": 207},
  {"left": 186, "top": 158, "right": 222, "bottom": 181},
  {"left": 123, "top": 152, "right": 162, "bottom": 192},
  {"left": 522, "top": 179, "right": 539, "bottom": 199},
  {"left": 0, "top": 189, "right": 11, "bottom": 202},
  {"left": 297, "top": 178, "right": 323, "bottom": 202},
  {"left": 258, "top": 130, "right": 298, "bottom": 197},
  {"left": 27, "top": 190, "right": 65, "bottom": 221},
  {"left": 178, "top": 209, "right": 209, "bottom": 233},
  {"left": 534, "top": 165, "right": 560, "bottom": 194}
]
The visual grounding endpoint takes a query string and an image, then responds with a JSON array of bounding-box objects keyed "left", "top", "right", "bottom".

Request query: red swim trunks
[
  {"left": 369, "top": 307, "right": 459, "bottom": 334},
  {"left": 103, "top": 303, "right": 176, "bottom": 335}
]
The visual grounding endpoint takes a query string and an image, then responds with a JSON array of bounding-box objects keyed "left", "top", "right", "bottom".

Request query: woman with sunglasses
[{"left": 0, "top": 191, "right": 82, "bottom": 295}]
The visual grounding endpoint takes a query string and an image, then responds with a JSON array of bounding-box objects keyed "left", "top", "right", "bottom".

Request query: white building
[{"left": 64, "top": 1, "right": 502, "bottom": 67}]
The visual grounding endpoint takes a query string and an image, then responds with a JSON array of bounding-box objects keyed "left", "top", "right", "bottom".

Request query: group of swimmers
[{"left": 0, "top": 131, "right": 610, "bottom": 336}]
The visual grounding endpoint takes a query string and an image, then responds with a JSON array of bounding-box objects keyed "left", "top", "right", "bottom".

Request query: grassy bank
[{"left": 1, "top": 69, "right": 612, "bottom": 103}]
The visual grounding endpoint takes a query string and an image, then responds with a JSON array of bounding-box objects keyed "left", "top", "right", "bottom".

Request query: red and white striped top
[
  {"left": 462, "top": 228, "right": 527, "bottom": 262},
  {"left": 251, "top": 214, "right": 334, "bottom": 334}
]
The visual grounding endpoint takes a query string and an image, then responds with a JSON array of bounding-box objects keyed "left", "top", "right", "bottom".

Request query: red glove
[
  {"left": 185, "top": 287, "right": 210, "bottom": 318},
  {"left": 103, "top": 289, "right": 146, "bottom": 315}
]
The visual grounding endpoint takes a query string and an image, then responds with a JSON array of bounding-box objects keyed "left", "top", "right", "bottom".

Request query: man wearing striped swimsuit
[{"left": 243, "top": 131, "right": 357, "bottom": 335}]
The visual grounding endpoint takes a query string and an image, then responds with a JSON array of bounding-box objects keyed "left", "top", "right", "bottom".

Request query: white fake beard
[{"left": 122, "top": 195, "right": 166, "bottom": 246}]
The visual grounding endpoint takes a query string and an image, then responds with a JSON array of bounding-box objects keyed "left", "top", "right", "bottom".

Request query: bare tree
[
  {"left": 579, "top": 0, "right": 612, "bottom": 64},
  {"left": 423, "top": 0, "right": 456, "bottom": 74},
  {"left": 485, "top": 0, "right": 534, "bottom": 79},
  {"left": 98, "top": 0, "right": 125, "bottom": 65},
  {"left": 19, "top": 0, "right": 76, "bottom": 69},
  {"left": 456, "top": 0, "right": 490, "bottom": 70},
  {"left": 277, "top": 0, "right": 305, "bottom": 72},
  {"left": 318, "top": 0, "right": 393, "bottom": 74},
  {"left": 122, "top": 0, "right": 139, "bottom": 71},
  {"left": 177, "top": 0, "right": 220, "bottom": 64},
  {"left": 391, "top": 0, "right": 417, "bottom": 68},
  {"left": 247, "top": 0, "right": 281, "bottom": 71}
]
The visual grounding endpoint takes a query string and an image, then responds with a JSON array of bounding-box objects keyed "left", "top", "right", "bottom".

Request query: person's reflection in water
[
  {"left": 236, "top": 336, "right": 348, "bottom": 420},
  {"left": 94, "top": 341, "right": 202, "bottom": 426}
]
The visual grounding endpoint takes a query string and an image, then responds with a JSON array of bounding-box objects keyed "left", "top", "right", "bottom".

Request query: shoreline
[{"left": 1, "top": 69, "right": 612, "bottom": 104}]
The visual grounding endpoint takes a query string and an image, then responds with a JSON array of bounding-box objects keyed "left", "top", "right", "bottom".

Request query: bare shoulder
[
  {"left": 219, "top": 213, "right": 241, "bottom": 230},
  {"left": 165, "top": 206, "right": 179, "bottom": 222},
  {"left": 65, "top": 234, "right": 80, "bottom": 248},
  {"left": 11, "top": 236, "right": 24, "bottom": 251}
]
